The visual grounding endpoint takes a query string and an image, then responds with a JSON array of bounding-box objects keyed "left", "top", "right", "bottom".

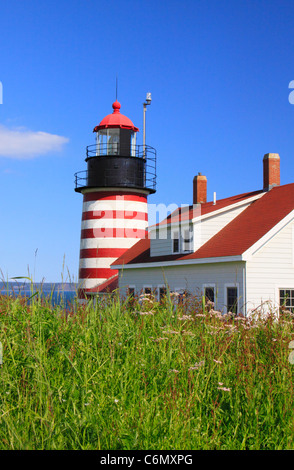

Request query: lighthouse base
[{"left": 78, "top": 274, "right": 119, "bottom": 301}]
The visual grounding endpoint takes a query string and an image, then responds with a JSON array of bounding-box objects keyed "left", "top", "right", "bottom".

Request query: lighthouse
[{"left": 75, "top": 96, "right": 156, "bottom": 299}]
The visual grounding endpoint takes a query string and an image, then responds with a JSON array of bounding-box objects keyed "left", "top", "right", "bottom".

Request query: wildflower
[
  {"left": 205, "top": 300, "right": 215, "bottom": 310},
  {"left": 139, "top": 311, "right": 154, "bottom": 316},
  {"left": 183, "top": 331, "right": 195, "bottom": 336},
  {"left": 189, "top": 360, "right": 205, "bottom": 370},
  {"left": 169, "top": 369, "right": 180, "bottom": 373},
  {"left": 162, "top": 330, "right": 180, "bottom": 334},
  {"left": 114, "top": 399, "right": 119, "bottom": 403},
  {"left": 213, "top": 359, "right": 222, "bottom": 364},
  {"left": 178, "top": 315, "right": 194, "bottom": 321},
  {"left": 139, "top": 293, "right": 154, "bottom": 302},
  {"left": 209, "top": 309, "right": 223, "bottom": 316},
  {"left": 217, "top": 386, "right": 231, "bottom": 392}
]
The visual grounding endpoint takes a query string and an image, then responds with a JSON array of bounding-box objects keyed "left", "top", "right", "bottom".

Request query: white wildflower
[
  {"left": 189, "top": 360, "right": 205, "bottom": 370},
  {"left": 217, "top": 386, "right": 231, "bottom": 392}
]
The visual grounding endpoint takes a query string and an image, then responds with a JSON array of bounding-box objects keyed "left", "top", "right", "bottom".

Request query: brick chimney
[
  {"left": 193, "top": 172, "right": 207, "bottom": 204},
  {"left": 263, "top": 153, "right": 280, "bottom": 191}
]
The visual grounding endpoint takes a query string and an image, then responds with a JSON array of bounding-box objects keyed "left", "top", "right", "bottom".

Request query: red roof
[
  {"left": 93, "top": 101, "right": 139, "bottom": 133},
  {"left": 79, "top": 275, "right": 119, "bottom": 298},
  {"left": 112, "top": 183, "right": 294, "bottom": 266},
  {"left": 153, "top": 189, "right": 263, "bottom": 227},
  {"left": 92, "top": 274, "right": 119, "bottom": 293}
]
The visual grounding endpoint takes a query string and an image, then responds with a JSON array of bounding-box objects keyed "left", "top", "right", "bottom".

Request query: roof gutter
[{"left": 112, "top": 255, "right": 244, "bottom": 270}]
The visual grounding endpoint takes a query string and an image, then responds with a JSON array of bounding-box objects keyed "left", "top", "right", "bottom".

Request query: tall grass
[{"left": 0, "top": 289, "right": 294, "bottom": 450}]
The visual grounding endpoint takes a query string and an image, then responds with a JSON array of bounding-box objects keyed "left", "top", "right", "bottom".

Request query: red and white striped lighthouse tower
[{"left": 75, "top": 98, "right": 156, "bottom": 299}]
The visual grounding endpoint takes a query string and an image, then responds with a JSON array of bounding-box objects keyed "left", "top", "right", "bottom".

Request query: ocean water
[{"left": 0, "top": 282, "right": 78, "bottom": 306}]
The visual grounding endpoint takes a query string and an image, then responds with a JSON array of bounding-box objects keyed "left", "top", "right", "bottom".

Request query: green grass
[{"left": 0, "top": 290, "right": 294, "bottom": 450}]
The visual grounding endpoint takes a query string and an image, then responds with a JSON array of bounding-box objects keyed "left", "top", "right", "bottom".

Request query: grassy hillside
[{"left": 0, "top": 290, "right": 294, "bottom": 450}]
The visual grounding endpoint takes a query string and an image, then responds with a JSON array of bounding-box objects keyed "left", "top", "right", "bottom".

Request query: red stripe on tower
[
  {"left": 79, "top": 248, "right": 127, "bottom": 259},
  {"left": 83, "top": 191, "right": 148, "bottom": 203}
]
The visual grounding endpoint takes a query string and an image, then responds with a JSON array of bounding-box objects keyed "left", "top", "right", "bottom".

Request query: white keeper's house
[{"left": 112, "top": 153, "right": 294, "bottom": 316}]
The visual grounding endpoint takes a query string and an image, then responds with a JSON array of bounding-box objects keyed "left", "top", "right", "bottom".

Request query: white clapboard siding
[
  {"left": 149, "top": 227, "right": 170, "bottom": 257},
  {"left": 150, "top": 226, "right": 179, "bottom": 257},
  {"left": 246, "top": 220, "right": 294, "bottom": 313},
  {"left": 120, "top": 261, "right": 245, "bottom": 314}
]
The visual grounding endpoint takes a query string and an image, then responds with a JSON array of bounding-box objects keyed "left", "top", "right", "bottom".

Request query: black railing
[
  {"left": 74, "top": 144, "right": 156, "bottom": 193},
  {"left": 85, "top": 143, "right": 156, "bottom": 159}
]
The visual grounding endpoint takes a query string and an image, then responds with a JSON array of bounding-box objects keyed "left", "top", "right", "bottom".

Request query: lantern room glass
[
  {"left": 130, "top": 131, "right": 136, "bottom": 156},
  {"left": 96, "top": 129, "right": 137, "bottom": 157},
  {"left": 96, "top": 129, "right": 119, "bottom": 156}
]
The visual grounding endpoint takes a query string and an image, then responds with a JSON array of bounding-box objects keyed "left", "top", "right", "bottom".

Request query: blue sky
[{"left": 1, "top": 0, "right": 294, "bottom": 283}]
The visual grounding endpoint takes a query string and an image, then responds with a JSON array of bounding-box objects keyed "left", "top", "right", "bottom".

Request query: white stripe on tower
[
  {"left": 79, "top": 238, "right": 137, "bottom": 250},
  {"left": 78, "top": 191, "right": 148, "bottom": 295}
]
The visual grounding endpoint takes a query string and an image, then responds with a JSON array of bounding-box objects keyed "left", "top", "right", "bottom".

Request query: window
[
  {"left": 158, "top": 286, "right": 167, "bottom": 302},
  {"left": 227, "top": 287, "right": 238, "bottom": 313},
  {"left": 127, "top": 287, "right": 135, "bottom": 297},
  {"left": 182, "top": 228, "right": 193, "bottom": 252},
  {"left": 130, "top": 132, "right": 137, "bottom": 156},
  {"left": 107, "top": 129, "right": 120, "bottom": 155},
  {"left": 172, "top": 230, "right": 180, "bottom": 253},
  {"left": 280, "top": 289, "right": 294, "bottom": 312},
  {"left": 127, "top": 286, "right": 135, "bottom": 307},
  {"left": 172, "top": 227, "right": 193, "bottom": 254},
  {"left": 205, "top": 287, "right": 215, "bottom": 303},
  {"left": 144, "top": 286, "right": 152, "bottom": 295}
]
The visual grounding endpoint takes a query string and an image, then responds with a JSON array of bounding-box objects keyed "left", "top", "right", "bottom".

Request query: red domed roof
[{"left": 93, "top": 101, "right": 139, "bottom": 132}]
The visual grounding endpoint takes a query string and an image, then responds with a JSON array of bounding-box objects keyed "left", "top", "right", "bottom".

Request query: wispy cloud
[{"left": 0, "top": 125, "right": 69, "bottom": 159}]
